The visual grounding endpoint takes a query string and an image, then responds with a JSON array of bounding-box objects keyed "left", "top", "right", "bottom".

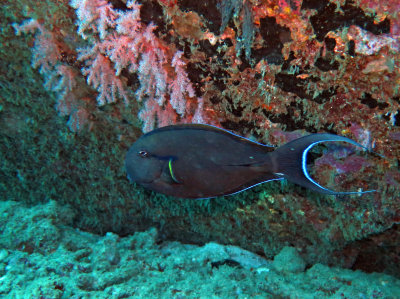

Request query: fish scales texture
[{"left": 125, "top": 124, "right": 373, "bottom": 199}]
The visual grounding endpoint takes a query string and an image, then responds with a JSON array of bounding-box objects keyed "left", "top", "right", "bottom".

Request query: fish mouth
[
  {"left": 127, "top": 167, "right": 162, "bottom": 185},
  {"left": 140, "top": 179, "right": 156, "bottom": 185},
  {"left": 140, "top": 167, "right": 164, "bottom": 185},
  {"left": 140, "top": 174, "right": 160, "bottom": 185}
]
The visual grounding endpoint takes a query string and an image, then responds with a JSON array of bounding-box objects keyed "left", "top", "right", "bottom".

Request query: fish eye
[{"left": 138, "top": 150, "right": 149, "bottom": 158}]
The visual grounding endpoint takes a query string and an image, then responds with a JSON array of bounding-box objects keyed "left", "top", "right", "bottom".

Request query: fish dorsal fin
[{"left": 150, "top": 124, "right": 274, "bottom": 147}]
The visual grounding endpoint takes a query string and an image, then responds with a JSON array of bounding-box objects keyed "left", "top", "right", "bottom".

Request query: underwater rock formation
[{"left": 1, "top": 0, "right": 399, "bottom": 278}]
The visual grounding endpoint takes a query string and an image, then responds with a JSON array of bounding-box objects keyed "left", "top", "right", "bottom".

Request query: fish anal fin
[{"left": 223, "top": 173, "right": 283, "bottom": 197}]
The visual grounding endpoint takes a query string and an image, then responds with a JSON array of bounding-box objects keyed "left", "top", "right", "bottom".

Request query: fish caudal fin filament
[{"left": 271, "top": 133, "right": 376, "bottom": 195}]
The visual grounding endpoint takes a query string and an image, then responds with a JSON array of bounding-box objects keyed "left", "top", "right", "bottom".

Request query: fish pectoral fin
[
  {"left": 168, "top": 159, "right": 182, "bottom": 183},
  {"left": 161, "top": 158, "right": 182, "bottom": 184}
]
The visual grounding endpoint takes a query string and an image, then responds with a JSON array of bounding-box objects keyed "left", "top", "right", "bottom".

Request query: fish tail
[{"left": 271, "top": 133, "right": 375, "bottom": 195}]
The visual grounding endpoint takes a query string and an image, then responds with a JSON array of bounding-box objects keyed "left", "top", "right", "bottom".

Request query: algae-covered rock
[
  {"left": 0, "top": 200, "right": 74, "bottom": 254},
  {"left": 0, "top": 200, "right": 399, "bottom": 298},
  {"left": 272, "top": 246, "right": 306, "bottom": 273}
]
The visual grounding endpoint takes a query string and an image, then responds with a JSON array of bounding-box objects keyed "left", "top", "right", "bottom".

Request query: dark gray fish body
[{"left": 125, "top": 124, "right": 372, "bottom": 199}]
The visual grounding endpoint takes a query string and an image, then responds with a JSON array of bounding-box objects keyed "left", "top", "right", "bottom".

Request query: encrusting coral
[{"left": 2, "top": 0, "right": 400, "bottom": 277}]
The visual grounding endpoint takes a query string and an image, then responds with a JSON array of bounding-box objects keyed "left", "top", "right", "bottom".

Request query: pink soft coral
[
  {"left": 16, "top": 0, "right": 202, "bottom": 132},
  {"left": 71, "top": 0, "right": 199, "bottom": 131}
]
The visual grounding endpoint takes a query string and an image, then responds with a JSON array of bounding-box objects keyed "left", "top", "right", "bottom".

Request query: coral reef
[
  {"left": 0, "top": 200, "right": 399, "bottom": 297},
  {"left": 1, "top": 0, "right": 399, "bottom": 279}
]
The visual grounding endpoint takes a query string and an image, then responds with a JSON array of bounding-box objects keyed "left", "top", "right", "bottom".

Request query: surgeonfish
[{"left": 125, "top": 124, "right": 374, "bottom": 199}]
